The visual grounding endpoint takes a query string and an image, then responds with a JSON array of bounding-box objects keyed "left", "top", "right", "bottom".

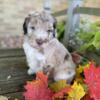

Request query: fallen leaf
[
  {"left": 67, "top": 81, "right": 85, "bottom": 100},
  {"left": 23, "top": 72, "right": 53, "bottom": 100},
  {"left": 84, "top": 63, "right": 100, "bottom": 100},
  {"left": 75, "top": 64, "right": 90, "bottom": 84},
  {"left": 53, "top": 87, "right": 71, "bottom": 99},
  {"left": 76, "top": 63, "right": 89, "bottom": 77},
  {"left": 84, "top": 94, "right": 93, "bottom": 100},
  {"left": 49, "top": 80, "right": 69, "bottom": 92}
]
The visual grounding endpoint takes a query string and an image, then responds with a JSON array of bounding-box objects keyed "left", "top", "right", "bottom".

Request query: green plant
[
  {"left": 76, "top": 21, "right": 100, "bottom": 52},
  {"left": 57, "top": 21, "right": 65, "bottom": 41}
]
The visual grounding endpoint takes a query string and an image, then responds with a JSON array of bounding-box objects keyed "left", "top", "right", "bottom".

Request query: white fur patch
[{"left": 23, "top": 40, "right": 45, "bottom": 74}]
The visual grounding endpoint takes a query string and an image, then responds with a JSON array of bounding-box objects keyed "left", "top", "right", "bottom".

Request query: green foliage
[
  {"left": 77, "top": 21, "right": 100, "bottom": 52},
  {"left": 92, "top": 31, "right": 100, "bottom": 49},
  {"left": 57, "top": 21, "right": 65, "bottom": 41},
  {"left": 56, "top": 20, "right": 100, "bottom": 58}
]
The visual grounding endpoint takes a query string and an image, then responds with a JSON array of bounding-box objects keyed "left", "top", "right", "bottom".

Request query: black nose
[{"left": 36, "top": 39, "right": 43, "bottom": 45}]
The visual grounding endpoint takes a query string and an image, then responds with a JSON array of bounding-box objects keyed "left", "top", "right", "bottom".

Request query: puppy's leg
[{"left": 23, "top": 42, "right": 40, "bottom": 74}]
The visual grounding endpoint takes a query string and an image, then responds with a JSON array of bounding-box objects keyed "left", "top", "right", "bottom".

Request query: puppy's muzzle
[{"left": 36, "top": 39, "right": 48, "bottom": 45}]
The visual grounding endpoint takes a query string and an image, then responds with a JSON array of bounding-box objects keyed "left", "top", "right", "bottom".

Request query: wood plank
[
  {"left": 0, "top": 48, "right": 25, "bottom": 58},
  {"left": 0, "top": 75, "right": 34, "bottom": 95},
  {"left": 0, "top": 57, "right": 27, "bottom": 80},
  {"left": 53, "top": 7, "right": 100, "bottom": 17},
  {"left": 0, "top": 56, "right": 26, "bottom": 68},
  {"left": 3, "top": 92, "right": 24, "bottom": 100},
  {"left": 75, "top": 7, "right": 100, "bottom": 16},
  {"left": 0, "top": 53, "right": 35, "bottom": 95},
  {"left": 53, "top": 9, "right": 67, "bottom": 17}
]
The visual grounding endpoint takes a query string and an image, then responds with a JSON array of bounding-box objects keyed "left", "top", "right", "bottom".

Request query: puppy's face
[{"left": 23, "top": 11, "right": 57, "bottom": 47}]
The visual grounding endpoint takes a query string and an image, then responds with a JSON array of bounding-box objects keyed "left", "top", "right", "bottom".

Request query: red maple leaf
[
  {"left": 84, "top": 63, "right": 100, "bottom": 100},
  {"left": 84, "top": 94, "right": 94, "bottom": 100},
  {"left": 53, "top": 87, "right": 71, "bottom": 99},
  {"left": 23, "top": 72, "right": 53, "bottom": 100}
]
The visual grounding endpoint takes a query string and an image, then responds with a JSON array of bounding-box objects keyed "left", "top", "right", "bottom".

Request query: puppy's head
[{"left": 23, "top": 11, "right": 57, "bottom": 47}]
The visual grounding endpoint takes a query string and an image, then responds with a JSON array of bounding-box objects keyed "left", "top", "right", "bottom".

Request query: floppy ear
[
  {"left": 71, "top": 52, "right": 82, "bottom": 65},
  {"left": 53, "top": 17, "right": 57, "bottom": 29},
  {"left": 53, "top": 17, "right": 57, "bottom": 37},
  {"left": 23, "top": 16, "right": 30, "bottom": 35}
]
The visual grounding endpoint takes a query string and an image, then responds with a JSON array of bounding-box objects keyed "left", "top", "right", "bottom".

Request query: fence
[
  {"left": 43, "top": 0, "right": 99, "bottom": 47},
  {"left": 53, "top": 2, "right": 100, "bottom": 47}
]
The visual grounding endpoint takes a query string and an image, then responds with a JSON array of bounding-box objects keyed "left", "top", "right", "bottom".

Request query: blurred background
[{"left": 0, "top": 0, "right": 99, "bottom": 48}]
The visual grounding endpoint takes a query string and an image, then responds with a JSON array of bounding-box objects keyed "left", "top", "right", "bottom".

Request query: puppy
[
  {"left": 42, "top": 38, "right": 76, "bottom": 83},
  {"left": 23, "top": 11, "right": 57, "bottom": 74}
]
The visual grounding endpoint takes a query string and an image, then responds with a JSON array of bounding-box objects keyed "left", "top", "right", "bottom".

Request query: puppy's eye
[
  {"left": 47, "top": 65, "right": 51, "bottom": 68},
  {"left": 68, "top": 71, "right": 71, "bottom": 75},
  {"left": 47, "top": 29, "right": 53, "bottom": 33},
  {"left": 31, "top": 26, "right": 35, "bottom": 30},
  {"left": 64, "top": 54, "right": 69, "bottom": 60}
]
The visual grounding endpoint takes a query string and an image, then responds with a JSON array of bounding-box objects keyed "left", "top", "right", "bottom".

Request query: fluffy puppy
[
  {"left": 42, "top": 38, "right": 76, "bottom": 83},
  {"left": 23, "top": 11, "right": 57, "bottom": 74}
]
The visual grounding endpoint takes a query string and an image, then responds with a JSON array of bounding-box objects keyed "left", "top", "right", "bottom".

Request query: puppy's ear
[
  {"left": 53, "top": 17, "right": 57, "bottom": 29},
  {"left": 71, "top": 52, "right": 82, "bottom": 65},
  {"left": 23, "top": 16, "right": 30, "bottom": 35},
  {"left": 53, "top": 17, "right": 57, "bottom": 37}
]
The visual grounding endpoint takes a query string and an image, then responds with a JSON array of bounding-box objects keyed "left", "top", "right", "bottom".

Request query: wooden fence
[
  {"left": 53, "top": 6, "right": 100, "bottom": 46},
  {"left": 53, "top": 7, "right": 100, "bottom": 17}
]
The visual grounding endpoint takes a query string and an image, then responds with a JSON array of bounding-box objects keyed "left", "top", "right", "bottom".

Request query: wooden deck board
[
  {"left": 4, "top": 92, "right": 24, "bottom": 100},
  {"left": 0, "top": 48, "right": 35, "bottom": 99}
]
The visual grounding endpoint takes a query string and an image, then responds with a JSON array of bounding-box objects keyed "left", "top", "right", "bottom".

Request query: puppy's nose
[{"left": 36, "top": 39, "right": 43, "bottom": 45}]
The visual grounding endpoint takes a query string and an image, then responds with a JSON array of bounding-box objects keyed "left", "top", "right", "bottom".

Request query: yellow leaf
[
  {"left": 75, "top": 64, "right": 89, "bottom": 83},
  {"left": 67, "top": 81, "right": 85, "bottom": 100},
  {"left": 49, "top": 80, "right": 69, "bottom": 92},
  {"left": 76, "top": 63, "right": 89, "bottom": 77}
]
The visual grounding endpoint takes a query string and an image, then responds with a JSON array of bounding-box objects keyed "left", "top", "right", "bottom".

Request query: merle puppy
[{"left": 23, "top": 11, "right": 57, "bottom": 74}]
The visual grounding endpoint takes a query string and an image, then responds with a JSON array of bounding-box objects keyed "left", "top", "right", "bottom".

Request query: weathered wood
[
  {"left": 0, "top": 56, "right": 26, "bottom": 68},
  {"left": 0, "top": 48, "right": 35, "bottom": 98},
  {"left": 53, "top": 7, "right": 100, "bottom": 17},
  {"left": 0, "top": 48, "right": 25, "bottom": 58},
  {"left": 0, "top": 76, "right": 34, "bottom": 95},
  {"left": 53, "top": 9, "right": 67, "bottom": 17},
  {"left": 4, "top": 92, "right": 24, "bottom": 100},
  {"left": 75, "top": 7, "right": 100, "bottom": 16}
]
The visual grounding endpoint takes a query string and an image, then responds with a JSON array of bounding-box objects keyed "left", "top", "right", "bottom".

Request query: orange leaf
[{"left": 53, "top": 87, "right": 71, "bottom": 99}]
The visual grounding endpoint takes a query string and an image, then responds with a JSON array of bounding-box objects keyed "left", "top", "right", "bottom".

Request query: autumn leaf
[
  {"left": 23, "top": 72, "right": 53, "bottom": 100},
  {"left": 84, "top": 63, "right": 100, "bottom": 100},
  {"left": 49, "top": 80, "right": 71, "bottom": 100},
  {"left": 76, "top": 63, "right": 90, "bottom": 77},
  {"left": 84, "top": 94, "right": 94, "bottom": 100},
  {"left": 49, "top": 80, "right": 69, "bottom": 92},
  {"left": 36, "top": 71, "right": 48, "bottom": 86},
  {"left": 53, "top": 87, "right": 71, "bottom": 99},
  {"left": 75, "top": 63, "right": 90, "bottom": 83},
  {"left": 67, "top": 81, "right": 85, "bottom": 100}
]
